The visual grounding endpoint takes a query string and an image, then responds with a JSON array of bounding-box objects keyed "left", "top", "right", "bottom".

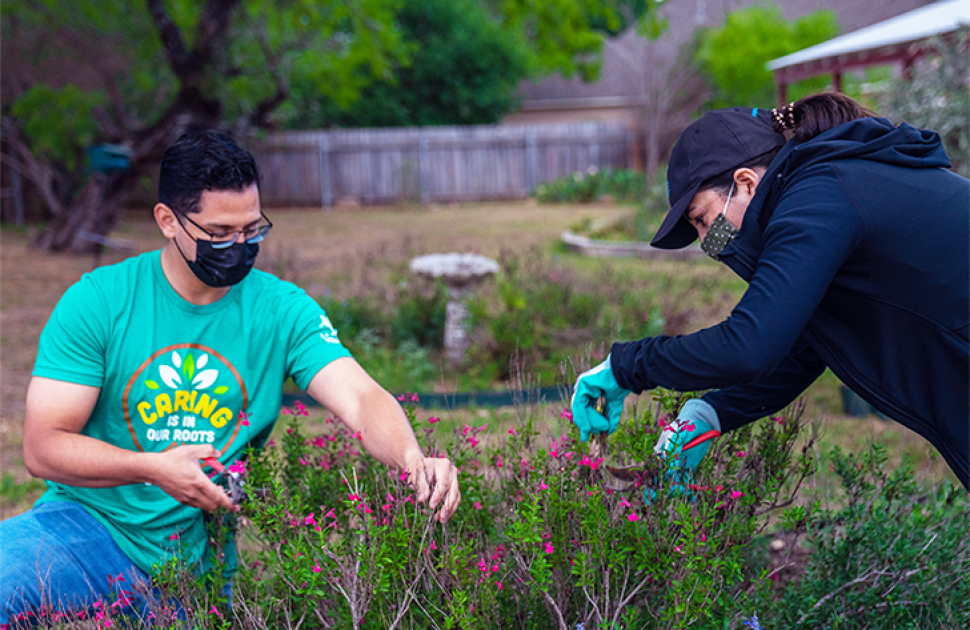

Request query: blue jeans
[{"left": 0, "top": 501, "right": 156, "bottom": 626}]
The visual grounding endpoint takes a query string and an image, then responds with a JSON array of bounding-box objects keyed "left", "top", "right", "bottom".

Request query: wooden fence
[{"left": 250, "top": 123, "right": 634, "bottom": 207}]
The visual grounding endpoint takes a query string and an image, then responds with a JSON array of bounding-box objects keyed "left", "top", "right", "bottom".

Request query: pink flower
[
  {"left": 238, "top": 409, "right": 251, "bottom": 426},
  {"left": 674, "top": 545, "right": 684, "bottom": 555},
  {"left": 627, "top": 513, "right": 639, "bottom": 522},
  {"left": 429, "top": 416, "right": 440, "bottom": 424},
  {"left": 267, "top": 439, "right": 276, "bottom": 447},
  {"left": 281, "top": 406, "right": 291, "bottom": 415},
  {"left": 228, "top": 460, "right": 246, "bottom": 475},
  {"left": 397, "top": 394, "right": 406, "bottom": 402},
  {"left": 305, "top": 513, "right": 317, "bottom": 526},
  {"left": 400, "top": 470, "right": 409, "bottom": 482},
  {"left": 773, "top": 415, "right": 785, "bottom": 424},
  {"left": 619, "top": 497, "right": 631, "bottom": 509},
  {"left": 539, "top": 481, "right": 549, "bottom": 490},
  {"left": 312, "top": 562, "right": 322, "bottom": 573},
  {"left": 496, "top": 580, "right": 503, "bottom": 590},
  {"left": 682, "top": 422, "right": 695, "bottom": 433},
  {"left": 208, "top": 605, "right": 223, "bottom": 619},
  {"left": 477, "top": 424, "right": 487, "bottom": 432},
  {"left": 469, "top": 437, "right": 479, "bottom": 447},
  {"left": 474, "top": 501, "right": 483, "bottom": 509},
  {"left": 168, "top": 532, "right": 180, "bottom": 541},
  {"left": 293, "top": 400, "right": 309, "bottom": 416},
  {"left": 700, "top": 532, "right": 707, "bottom": 542},
  {"left": 508, "top": 428, "right": 516, "bottom": 435},
  {"left": 560, "top": 409, "right": 573, "bottom": 421},
  {"left": 411, "top": 393, "right": 420, "bottom": 402},
  {"left": 349, "top": 493, "right": 361, "bottom": 501},
  {"left": 735, "top": 451, "right": 747, "bottom": 458},
  {"left": 730, "top": 489, "right": 746, "bottom": 499},
  {"left": 578, "top": 456, "right": 603, "bottom": 470},
  {"left": 431, "top": 540, "right": 438, "bottom": 550},
  {"left": 544, "top": 542, "right": 554, "bottom": 554}
]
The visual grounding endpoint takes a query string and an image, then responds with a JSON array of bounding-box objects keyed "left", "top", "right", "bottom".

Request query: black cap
[{"left": 651, "top": 107, "right": 786, "bottom": 250}]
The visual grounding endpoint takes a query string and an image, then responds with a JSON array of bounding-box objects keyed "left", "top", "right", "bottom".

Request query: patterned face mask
[{"left": 701, "top": 181, "right": 738, "bottom": 261}]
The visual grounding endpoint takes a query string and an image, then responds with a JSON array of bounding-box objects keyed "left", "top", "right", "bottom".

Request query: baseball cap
[{"left": 651, "top": 107, "right": 786, "bottom": 249}]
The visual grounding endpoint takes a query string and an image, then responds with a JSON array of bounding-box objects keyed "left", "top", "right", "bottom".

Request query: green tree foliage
[
  {"left": 2, "top": 0, "right": 663, "bottom": 248},
  {"left": 877, "top": 27, "right": 970, "bottom": 178},
  {"left": 694, "top": 4, "right": 839, "bottom": 109},
  {"left": 281, "top": 0, "right": 533, "bottom": 128}
]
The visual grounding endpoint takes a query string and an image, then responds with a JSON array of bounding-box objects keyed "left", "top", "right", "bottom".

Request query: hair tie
[{"left": 771, "top": 102, "right": 797, "bottom": 131}]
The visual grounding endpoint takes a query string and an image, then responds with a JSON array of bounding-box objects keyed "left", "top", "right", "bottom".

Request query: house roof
[{"left": 768, "top": 0, "right": 970, "bottom": 73}]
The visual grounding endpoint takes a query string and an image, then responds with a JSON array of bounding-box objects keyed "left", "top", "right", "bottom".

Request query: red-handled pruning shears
[{"left": 203, "top": 457, "right": 245, "bottom": 505}]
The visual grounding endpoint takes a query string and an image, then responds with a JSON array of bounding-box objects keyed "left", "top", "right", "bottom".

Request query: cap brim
[{"left": 650, "top": 181, "right": 701, "bottom": 250}]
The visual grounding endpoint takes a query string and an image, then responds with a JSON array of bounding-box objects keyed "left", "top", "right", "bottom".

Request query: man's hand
[
  {"left": 149, "top": 445, "right": 238, "bottom": 513},
  {"left": 570, "top": 356, "right": 630, "bottom": 442},
  {"left": 404, "top": 451, "right": 461, "bottom": 523}
]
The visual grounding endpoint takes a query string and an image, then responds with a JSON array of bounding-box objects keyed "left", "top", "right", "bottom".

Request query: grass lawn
[{"left": 0, "top": 201, "right": 957, "bottom": 518}]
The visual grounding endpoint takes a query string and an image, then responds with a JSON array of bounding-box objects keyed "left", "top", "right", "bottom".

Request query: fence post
[
  {"left": 319, "top": 135, "right": 331, "bottom": 209},
  {"left": 525, "top": 129, "right": 537, "bottom": 193},
  {"left": 419, "top": 133, "right": 429, "bottom": 204}
]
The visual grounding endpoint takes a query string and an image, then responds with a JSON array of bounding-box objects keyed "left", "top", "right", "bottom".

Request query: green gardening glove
[
  {"left": 646, "top": 399, "right": 722, "bottom": 505},
  {"left": 570, "top": 356, "right": 630, "bottom": 442},
  {"left": 653, "top": 399, "right": 722, "bottom": 471}
]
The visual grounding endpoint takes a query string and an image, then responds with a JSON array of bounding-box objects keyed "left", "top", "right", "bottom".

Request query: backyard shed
[{"left": 768, "top": 0, "right": 970, "bottom": 103}]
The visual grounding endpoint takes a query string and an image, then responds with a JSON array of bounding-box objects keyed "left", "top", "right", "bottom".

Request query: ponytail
[{"left": 772, "top": 92, "right": 876, "bottom": 143}]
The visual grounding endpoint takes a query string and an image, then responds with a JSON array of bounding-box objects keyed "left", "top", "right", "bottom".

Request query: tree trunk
[{"left": 30, "top": 169, "right": 140, "bottom": 254}]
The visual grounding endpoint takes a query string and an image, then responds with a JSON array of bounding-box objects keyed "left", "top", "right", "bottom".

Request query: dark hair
[
  {"left": 158, "top": 128, "right": 260, "bottom": 216},
  {"left": 700, "top": 92, "right": 875, "bottom": 196},
  {"left": 772, "top": 92, "right": 876, "bottom": 142}
]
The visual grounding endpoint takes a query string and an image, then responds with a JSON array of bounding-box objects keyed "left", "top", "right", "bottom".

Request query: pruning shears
[{"left": 203, "top": 457, "right": 246, "bottom": 505}]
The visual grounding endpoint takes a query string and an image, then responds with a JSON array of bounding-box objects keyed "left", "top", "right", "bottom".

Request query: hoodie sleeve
[
  {"left": 610, "top": 163, "right": 864, "bottom": 394},
  {"left": 700, "top": 334, "right": 826, "bottom": 431}
]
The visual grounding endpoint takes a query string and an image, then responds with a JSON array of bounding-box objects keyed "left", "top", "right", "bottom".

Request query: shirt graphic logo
[
  {"left": 319, "top": 314, "right": 340, "bottom": 344},
  {"left": 123, "top": 344, "right": 248, "bottom": 453}
]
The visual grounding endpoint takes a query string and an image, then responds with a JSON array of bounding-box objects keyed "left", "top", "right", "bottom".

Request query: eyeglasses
[{"left": 176, "top": 211, "right": 273, "bottom": 249}]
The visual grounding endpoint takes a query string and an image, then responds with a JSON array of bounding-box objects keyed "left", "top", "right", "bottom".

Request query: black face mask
[{"left": 178, "top": 238, "right": 259, "bottom": 287}]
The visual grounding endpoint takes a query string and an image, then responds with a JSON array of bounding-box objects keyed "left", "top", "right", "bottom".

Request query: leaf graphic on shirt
[
  {"left": 192, "top": 369, "right": 218, "bottom": 390},
  {"left": 171, "top": 352, "right": 182, "bottom": 369},
  {"left": 159, "top": 365, "right": 182, "bottom": 389},
  {"left": 214, "top": 386, "right": 229, "bottom": 394},
  {"left": 145, "top": 380, "right": 159, "bottom": 389},
  {"left": 197, "top": 354, "right": 208, "bottom": 369},
  {"left": 183, "top": 354, "right": 196, "bottom": 380}
]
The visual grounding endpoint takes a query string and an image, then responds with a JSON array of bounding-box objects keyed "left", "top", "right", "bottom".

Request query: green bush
[
  {"left": 466, "top": 250, "right": 665, "bottom": 383},
  {"left": 534, "top": 168, "right": 648, "bottom": 205},
  {"left": 750, "top": 445, "right": 970, "bottom": 628}
]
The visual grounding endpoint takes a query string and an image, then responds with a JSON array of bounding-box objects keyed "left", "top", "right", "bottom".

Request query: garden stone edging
[{"left": 562, "top": 230, "right": 705, "bottom": 260}]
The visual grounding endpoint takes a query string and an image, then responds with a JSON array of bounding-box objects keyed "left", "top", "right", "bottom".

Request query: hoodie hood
[
  {"left": 780, "top": 117, "right": 951, "bottom": 177},
  {"left": 718, "top": 117, "right": 952, "bottom": 281}
]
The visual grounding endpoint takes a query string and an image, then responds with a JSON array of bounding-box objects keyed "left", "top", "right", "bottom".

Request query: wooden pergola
[{"left": 767, "top": 0, "right": 970, "bottom": 105}]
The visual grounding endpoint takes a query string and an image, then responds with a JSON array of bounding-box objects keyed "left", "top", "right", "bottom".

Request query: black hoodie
[{"left": 611, "top": 117, "right": 969, "bottom": 489}]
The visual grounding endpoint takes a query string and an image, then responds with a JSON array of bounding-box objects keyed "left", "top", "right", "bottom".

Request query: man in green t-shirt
[{"left": 0, "top": 130, "right": 461, "bottom": 624}]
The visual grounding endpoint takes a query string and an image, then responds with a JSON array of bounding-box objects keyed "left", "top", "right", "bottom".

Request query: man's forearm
[
  {"left": 354, "top": 387, "right": 424, "bottom": 469},
  {"left": 24, "top": 429, "right": 160, "bottom": 487}
]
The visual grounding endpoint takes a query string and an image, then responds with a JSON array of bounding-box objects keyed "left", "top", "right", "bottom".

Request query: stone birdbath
[{"left": 409, "top": 253, "right": 499, "bottom": 362}]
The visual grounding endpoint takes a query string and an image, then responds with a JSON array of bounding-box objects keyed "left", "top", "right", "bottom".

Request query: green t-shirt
[{"left": 32, "top": 250, "right": 350, "bottom": 574}]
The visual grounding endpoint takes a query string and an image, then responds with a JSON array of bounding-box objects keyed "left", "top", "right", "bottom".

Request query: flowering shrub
[
  {"left": 91, "top": 391, "right": 823, "bottom": 630},
  {"left": 7, "top": 388, "right": 967, "bottom": 629}
]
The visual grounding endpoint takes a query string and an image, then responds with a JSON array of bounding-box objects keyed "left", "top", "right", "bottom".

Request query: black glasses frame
[{"left": 176, "top": 211, "right": 273, "bottom": 249}]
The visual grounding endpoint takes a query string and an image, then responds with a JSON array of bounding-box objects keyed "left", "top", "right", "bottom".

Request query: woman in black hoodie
[{"left": 570, "top": 93, "right": 970, "bottom": 490}]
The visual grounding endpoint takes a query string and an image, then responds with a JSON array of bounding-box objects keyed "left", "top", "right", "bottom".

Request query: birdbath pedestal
[{"left": 409, "top": 253, "right": 499, "bottom": 362}]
